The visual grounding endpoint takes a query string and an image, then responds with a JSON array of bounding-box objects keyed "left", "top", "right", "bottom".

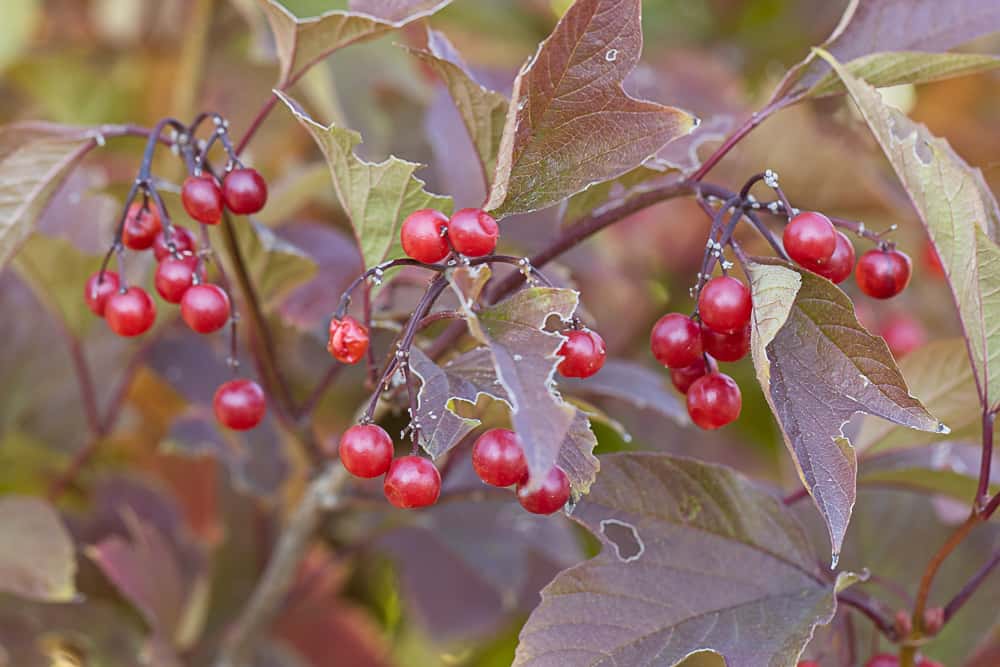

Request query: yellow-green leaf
[{"left": 0, "top": 496, "right": 76, "bottom": 602}]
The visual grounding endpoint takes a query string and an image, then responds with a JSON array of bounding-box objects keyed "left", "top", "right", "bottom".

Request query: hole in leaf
[{"left": 600, "top": 518, "right": 643, "bottom": 562}]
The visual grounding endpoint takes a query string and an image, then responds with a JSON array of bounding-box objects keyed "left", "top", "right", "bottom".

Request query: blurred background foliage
[{"left": 0, "top": 1, "right": 998, "bottom": 666}]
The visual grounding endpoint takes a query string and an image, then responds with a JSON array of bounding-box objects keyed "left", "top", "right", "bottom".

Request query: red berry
[
  {"left": 698, "top": 276, "right": 752, "bottom": 334},
  {"left": 153, "top": 225, "right": 196, "bottom": 262},
  {"left": 383, "top": 456, "right": 441, "bottom": 509},
  {"left": 213, "top": 379, "right": 266, "bottom": 431},
  {"left": 797, "top": 662, "right": 820, "bottom": 667},
  {"left": 181, "top": 284, "right": 230, "bottom": 334},
  {"left": 448, "top": 207, "right": 498, "bottom": 257},
  {"left": 517, "top": 467, "right": 570, "bottom": 515},
  {"left": 472, "top": 429, "right": 528, "bottom": 487},
  {"left": 400, "top": 209, "right": 450, "bottom": 263},
  {"left": 783, "top": 211, "right": 837, "bottom": 268},
  {"left": 856, "top": 248, "right": 911, "bottom": 299},
  {"left": 84, "top": 271, "right": 120, "bottom": 317},
  {"left": 916, "top": 659, "right": 943, "bottom": 667},
  {"left": 154, "top": 256, "right": 198, "bottom": 304},
  {"left": 686, "top": 372, "right": 741, "bottom": 429},
  {"left": 105, "top": 286, "right": 156, "bottom": 337},
  {"left": 923, "top": 239, "right": 945, "bottom": 279},
  {"left": 650, "top": 313, "right": 702, "bottom": 368},
  {"left": 670, "top": 358, "right": 710, "bottom": 394},
  {"left": 338, "top": 424, "right": 394, "bottom": 478},
  {"left": 222, "top": 167, "right": 268, "bottom": 215},
  {"left": 813, "top": 231, "right": 855, "bottom": 284},
  {"left": 700, "top": 321, "right": 750, "bottom": 363},
  {"left": 880, "top": 314, "right": 927, "bottom": 359},
  {"left": 864, "top": 655, "right": 899, "bottom": 667},
  {"left": 121, "top": 202, "right": 162, "bottom": 250},
  {"left": 557, "top": 329, "right": 606, "bottom": 378},
  {"left": 181, "top": 174, "right": 224, "bottom": 224},
  {"left": 327, "top": 316, "right": 370, "bottom": 364}
]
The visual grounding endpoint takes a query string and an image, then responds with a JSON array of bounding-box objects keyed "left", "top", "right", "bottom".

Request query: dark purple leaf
[{"left": 559, "top": 359, "right": 688, "bottom": 426}]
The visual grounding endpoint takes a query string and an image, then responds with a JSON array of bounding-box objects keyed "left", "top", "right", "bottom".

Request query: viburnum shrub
[{"left": 3, "top": 1, "right": 1000, "bottom": 666}]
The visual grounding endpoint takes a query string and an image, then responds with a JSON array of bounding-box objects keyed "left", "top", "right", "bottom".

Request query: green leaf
[
  {"left": 818, "top": 50, "right": 1000, "bottom": 410},
  {"left": 747, "top": 258, "right": 941, "bottom": 560},
  {"left": 515, "top": 453, "right": 847, "bottom": 667},
  {"left": 484, "top": 0, "right": 697, "bottom": 218},
  {"left": 276, "top": 91, "right": 452, "bottom": 268},
  {"left": 858, "top": 443, "right": 998, "bottom": 503},
  {"left": 406, "top": 30, "right": 508, "bottom": 189},
  {"left": 854, "top": 338, "right": 979, "bottom": 454},
  {"left": 807, "top": 51, "right": 1000, "bottom": 99},
  {"left": 0, "top": 123, "right": 95, "bottom": 269},
  {"left": 0, "top": 496, "right": 76, "bottom": 602},
  {"left": 257, "top": 0, "right": 454, "bottom": 86}
]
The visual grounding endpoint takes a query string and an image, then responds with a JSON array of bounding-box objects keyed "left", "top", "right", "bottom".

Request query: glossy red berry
[
  {"left": 686, "top": 372, "right": 741, "bottom": 430},
  {"left": 856, "top": 248, "right": 911, "bottom": 299},
  {"left": 784, "top": 211, "right": 837, "bottom": 268},
  {"left": 121, "top": 202, "right": 162, "bottom": 250},
  {"left": 670, "top": 358, "right": 710, "bottom": 394},
  {"left": 213, "top": 379, "right": 266, "bottom": 431},
  {"left": 880, "top": 314, "right": 927, "bottom": 359},
  {"left": 472, "top": 429, "right": 528, "bottom": 487},
  {"left": 448, "top": 207, "right": 499, "bottom": 257},
  {"left": 181, "top": 174, "right": 224, "bottom": 224},
  {"left": 517, "top": 467, "right": 570, "bottom": 515},
  {"left": 864, "top": 655, "right": 899, "bottom": 667},
  {"left": 152, "top": 225, "right": 196, "bottom": 262},
  {"left": 400, "top": 209, "right": 450, "bottom": 263},
  {"left": 383, "top": 456, "right": 441, "bottom": 509},
  {"left": 181, "top": 284, "right": 230, "bottom": 334},
  {"left": 338, "top": 424, "right": 394, "bottom": 478},
  {"left": 222, "top": 167, "right": 268, "bottom": 215},
  {"left": 698, "top": 276, "right": 752, "bottom": 334},
  {"left": 84, "top": 271, "right": 120, "bottom": 317},
  {"left": 700, "top": 321, "right": 750, "bottom": 363},
  {"left": 557, "top": 329, "right": 606, "bottom": 378},
  {"left": 813, "top": 231, "right": 855, "bottom": 284},
  {"left": 650, "top": 313, "right": 702, "bottom": 368},
  {"left": 797, "top": 662, "right": 820, "bottom": 667},
  {"left": 105, "top": 286, "right": 156, "bottom": 337},
  {"left": 327, "top": 316, "right": 370, "bottom": 364},
  {"left": 154, "top": 256, "right": 198, "bottom": 304}
]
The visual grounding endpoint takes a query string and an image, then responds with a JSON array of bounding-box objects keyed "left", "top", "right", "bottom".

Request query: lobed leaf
[
  {"left": 514, "top": 452, "right": 848, "bottom": 667},
  {"left": 0, "top": 496, "right": 76, "bottom": 602},
  {"left": 277, "top": 91, "right": 452, "bottom": 268},
  {"left": 747, "top": 258, "right": 941, "bottom": 560},
  {"left": 484, "top": 0, "right": 697, "bottom": 218}
]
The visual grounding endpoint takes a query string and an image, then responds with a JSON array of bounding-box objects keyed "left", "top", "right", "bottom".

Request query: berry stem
[
  {"left": 976, "top": 407, "right": 996, "bottom": 509},
  {"left": 689, "top": 97, "right": 792, "bottom": 183},
  {"left": 836, "top": 589, "right": 899, "bottom": 641},
  {"left": 941, "top": 547, "right": 1000, "bottom": 623}
]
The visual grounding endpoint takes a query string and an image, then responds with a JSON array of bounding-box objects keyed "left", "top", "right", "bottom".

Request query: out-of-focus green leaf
[
  {"left": 0, "top": 0, "right": 38, "bottom": 72},
  {"left": 0, "top": 496, "right": 76, "bottom": 602},
  {"left": 858, "top": 443, "right": 998, "bottom": 502},
  {"left": 276, "top": 91, "right": 451, "bottom": 267}
]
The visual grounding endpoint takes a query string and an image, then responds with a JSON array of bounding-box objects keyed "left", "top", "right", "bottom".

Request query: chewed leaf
[
  {"left": 747, "top": 258, "right": 940, "bottom": 559},
  {"left": 277, "top": 91, "right": 451, "bottom": 267},
  {"left": 514, "top": 453, "right": 843, "bottom": 667},
  {"left": 485, "top": 0, "right": 697, "bottom": 218},
  {"left": 257, "top": 0, "right": 453, "bottom": 86},
  {"left": 0, "top": 496, "right": 76, "bottom": 602}
]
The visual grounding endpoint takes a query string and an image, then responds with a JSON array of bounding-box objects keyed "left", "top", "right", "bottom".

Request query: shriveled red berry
[
  {"left": 105, "top": 286, "right": 156, "bottom": 337},
  {"left": 784, "top": 211, "right": 837, "bottom": 268},
  {"left": 864, "top": 655, "right": 899, "bottom": 667},
  {"left": 181, "top": 284, "right": 230, "bottom": 334},
  {"left": 153, "top": 225, "right": 196, "bottom": 262},
  {"left": 84, "top": 270, "right": 120, "bottom": 317},
  {"left": 338, "top": 424, "right": 394, "bottom": 478},
  {"left": 557, "top": 329, "right": 606, "bottom": 378},
  {"left": 698, "top": 276, "right": 752, "bottom": 334},
  {"left": 181, "top": 174, "right": 224, "bottom": 224},
  {"left": 670, "top": 358, "right": 710, "bottom": 394},
  {"left": 700, "top": 321, "right": 750, "bottom": 363},
  {"left": 154, "top": 256, "right": 198, "bottom": 304},
  {"left": 448, "top": 208, "right": 498, "bottom": 257},
  {"left": 222, "top": 167, "right": 268, "bottom": 215},
  {"left": 517, "top": 467, "right": 570, "bottom": 515},
  {"left": 650, "top": 313, "right": 702, "bottom": 368},
  {"left": 400, "top": 209, "right": 450, "bottom": 263},
  {"left": 686, "top": 372, "right": 741, "bottom": 430},
  {"left": 472, "top": 429, "right": 528, "bottom": 487},
  {"left": 327, "top": 316, "right": 369, "bottom": 364},
  {"left": 856, "top": 248, "right": 911, "bottom": 299},
  {"left": 813, "top": 231, "right": 855, "bottom": 284},
  {"left": 213, "top": 379, "right": 266, "bottom": 431},
  {"left": 384, "top": 456, "right": 441, "bottom": 509},
  {"left": 121, "top": 202, "right": 162, "bottom": 250},
  {"left": 880, "top": 314, "right": 927, "bottom": 359}
]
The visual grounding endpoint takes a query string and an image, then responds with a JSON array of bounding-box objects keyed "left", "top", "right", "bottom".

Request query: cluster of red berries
[{"left": 400, "top": 207, "right": 500, "bottom": 263}]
